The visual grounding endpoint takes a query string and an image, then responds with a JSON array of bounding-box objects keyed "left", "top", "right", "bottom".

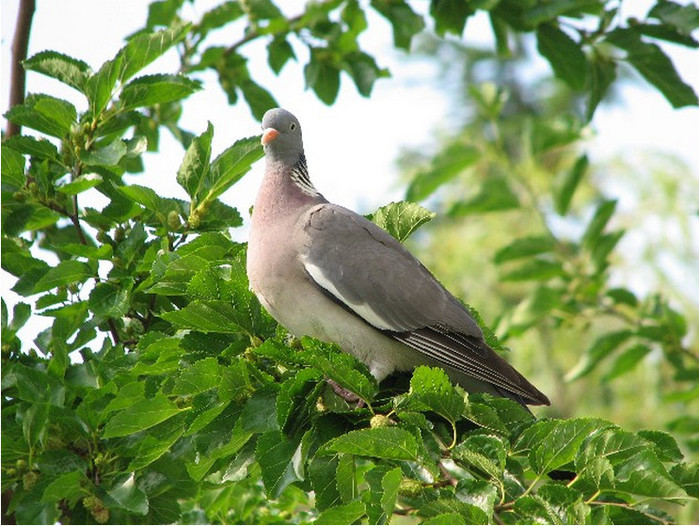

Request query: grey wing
[{"left": 301, "top": 204, "right": 550, "bottom": 406}]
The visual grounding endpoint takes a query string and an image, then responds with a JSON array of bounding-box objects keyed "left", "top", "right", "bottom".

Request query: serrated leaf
[
  {"left": 206, "top": 135, "right": 264, "bottom": 201},
  {"left": 103, "top": 394, "right": 181, "bottom": 438},
  {"left": 537, "top": 23, "right": 587, "bottom": 90},
  {"left": 4, "top": 94, "right": 77, "bottom": 138},
  {"left": 86, "top": 55, "right": 123, "bottom": 115},
  {"left": 56, "top": 174, "right": 103, "bottom": 195},
  {"left": 172, "top": 357, "right": 221, "bottom": 395},
  {"left": 120, "top": 74, "right": 200, "bottom": 109},
  {"left": 160, "top": 300, "right": 249, "bottom": 334},
  {"left": 310, "top": 455, "right": 342, "bottom": 511},
  {"left": 127, "top": 414, "right": 185, "bottom": 470},
  {"left": 419, "top": 498, "right": 488, "bottom": 524},
  {"left": 368, "top": 201, "right": 435, "bottom": 243},
  {"left": 197, "top": 1, "right": 245, "bottom": 35},
  {"left": 320, "top": 427, "right": 419, "bottom": 461},
  {"left": 256, "top": 430, "right": 307, "bottom": 498},
  {"left": 453, "top": 435, "right": 507, "bottom": 483},
  {"left": 314, "top": 500, "right": 366, "bottom": 525},
  {"left": 23, "top": 51, "right": 91, "bottom": 92},
  {"left": 517, "top": 417, "right": 613, "bottom": 475},
  {"left": 177, "top": 122, "right": 213, "bottom": 200},
  {"left": 670, "top": 462, "right": 699, "bottom": 498},
  {"left": 1, "top": 145, "right": 26, "bottom": 191},
  {"left": 88, "top": 282, "right": 130, "bottom": 318},
  {"left": 615, "top": 450, "right": 688, "bottom": 500},
  {"left": 33, "top": 260, "right": 92, "bottom": 293},
  {"left": 41, "top": 470, "right": 90, "bottom": 505},
  {"left": 81, "top": 140, "right": 128, "bottom": 167},
  {"left": 397, "top": 366, "right": 465, "bottom": 425},
  {"left": 299, "top": 337, "right": 378, "bottom": 404},
  {"left": 637, "top": 430, "right": 684, "bottom": 462},
  {"left": 117, "top": 23, "right": 190, "bottom": 82},
  {"left": 107, "top": 473, "right": 148, "bottom": 515}
]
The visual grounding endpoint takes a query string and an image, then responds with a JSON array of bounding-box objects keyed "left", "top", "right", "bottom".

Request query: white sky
[{"left": 2, "top": 0, "right": 698, "bottom": 344}]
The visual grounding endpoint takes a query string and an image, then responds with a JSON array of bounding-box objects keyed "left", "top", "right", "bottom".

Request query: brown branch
[{"left": 7, "top": 0, "right": 36, "bottom": 137}]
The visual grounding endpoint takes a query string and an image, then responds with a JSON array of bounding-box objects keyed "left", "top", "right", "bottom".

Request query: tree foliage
[{"left": 2, "top": 0, "right": 698, "bottom": 524}]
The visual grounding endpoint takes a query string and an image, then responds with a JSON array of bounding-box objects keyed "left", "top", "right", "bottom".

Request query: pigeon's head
[{"left": 261, "top": 108, "right": 304, "bottom": 162}]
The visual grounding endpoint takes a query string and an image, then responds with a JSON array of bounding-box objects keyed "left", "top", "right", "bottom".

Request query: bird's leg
[{"left": 326, "top": 379, "right": 365, "bottom": 408}]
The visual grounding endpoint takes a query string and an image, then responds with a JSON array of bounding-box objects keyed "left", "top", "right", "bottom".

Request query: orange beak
[{"left": 261, "top": 128, "right": 280, "bottom": 146}]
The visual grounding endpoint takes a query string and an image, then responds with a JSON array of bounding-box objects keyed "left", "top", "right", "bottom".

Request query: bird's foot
[{"left": 327, "top": 379, "right": 365, "bottom": 408}]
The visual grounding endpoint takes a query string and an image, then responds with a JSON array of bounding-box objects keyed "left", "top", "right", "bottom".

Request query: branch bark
[{"left": 7, "top": 0, "right": 36, "bottom": 138}]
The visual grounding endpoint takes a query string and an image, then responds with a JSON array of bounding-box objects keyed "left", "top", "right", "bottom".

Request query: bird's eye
[{"left": 290, "top": 123, "right": 297, "bottom": 131}]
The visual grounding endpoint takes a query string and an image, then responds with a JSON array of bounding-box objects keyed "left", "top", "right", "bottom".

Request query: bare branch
[{"left": 7, "top": 0, "right": 36, "bottom": 138}]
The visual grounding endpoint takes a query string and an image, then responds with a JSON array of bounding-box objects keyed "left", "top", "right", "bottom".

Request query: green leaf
[
  {"left": 343, "top": 51, "right": 387, "bottom": 98},
  {"left": 582, "top": 199, "right": 617, "bottom": 248},
  {"left": 81, "top": 140, "right": 128, "bottom": 167},
  {"left": 406, "top": 143, "right": 480, "bottom": 201},
  {"left": 566, "top": 329, "right": 633, "bottom": 381},
  {"left": 554, "top": 154, "right": 588, "bottom": 215},
  {"left": 586, "top": 53, "right": 617, "bottom": 121},
  {"left": 320, "top": 427, "right": 419, "bottom": 461},
  {"left": 371, "top": 0, "right": 425, "bottom": 50},
  {"left": 398, "top": 366, "right": 465, "bottom": 425},
  {"left": 206, "top": 135, "right": 264, "bottom": 202},
  {"left": 670, "top": 462, "right": 699, "bottom": 498},
  {"left": 314, "top": 500, "right": 366, "bottom": 525},
  {"left": 256, "top": 431, "right": 307, "bottom": 499},
  {"left": 85, "top": 55, "right": 124, "bottom": 115},
  {"left": 501, "top": 258, "right": 565, "bottom": 282},
  {"left": 117, "top": 23, "right": 190, "bottom": 82},
  {"left": 298, "top": 338, "right": 378, "bottom": 404},
  {"left": 23, "top": 51, "right": 91, "bottom": 92},
  {"left": 430, "top": 0, "right": 473, "bottom": 36},
  {"left": 56, "top": 174, "right": 103, "bottom": 195},
  {"left": 419, "top": 498, "right": 488, "bottom": 524},
  {"left": 379, "top": 467, "right": 402, "bottom": 522},
  {"left": 1, "top": 145, "right": 26, "bottom": 191},
  {"left": 177, "top": 122, "right": 213, "bottom": 200},
  {"left": 120, "top": 74, "right": 201, "bottom": 109},
  {"left": 41, "top": 470, "right": 90, "bottom": 506},
  {"left": 240, "top": 80, "right": 278, "bottom": 121},
  {"left": 368, "top": 201, "right": 435, "bottom": 243},
  {"left": 637, "top": 430, "right": 684, "bottom": 463},
  {"left": 603, "top": 343, "right": 651, "bottom": 381},
  {"left": 172, "top": 357, "right": 222, "bottom": 395},
  {"left": 246, "top": 0, "right": 283, "bottom": 20},
  {"left": 305, "top": 51, "right": 341, "bottom": 105},
  {"left": 88, "top": 282, "right": 130, "bottom": 319},
  {"left": 33, "top": 260, "right": 92, "bottom": 293},
  {"left": 518, "top": 417, "right": 613, "bottom": 475},
  {"left": 606, "top": 27, "right": 698, "bottom": 108},
  {"left": 536, "top": 23, "right": 587, "bottom": 90},
  {"left": 127, "top": 414, "right": 186, "bottom": 471},
  {"left": 4, "top": 94, "right": 77, "bottom": 138},
  {"left": 197, "top": 1, "right": 245, "bottom": 35},
  {"left": 103, "top": 394, "right": 182, "bottom": 438},
  {"left": 649, "top": 1, "right": 699, "bottom": 36},
  {"left": 615, "top": 450, "right": 688, "bottom": 500},
  {"left": 160, "top": 300, "right": 249, "bottom": 334},
  {"left": 107, "top": 473, "right": 148, "bottom": 515},
  {"left": 453, "top": 435, "right": 507, "bottom": 483},
  {"left": 448, "top": 176, "right": 519, "bottom": 216},
  {"left": 494, "top": 235, "right": 555, "bottom": 263},
  {"left": 310, "top": 455, "right": 342, "bottom": 511},
  {"left": 267, "top": 36, "right": 296, "bottom": 74}
]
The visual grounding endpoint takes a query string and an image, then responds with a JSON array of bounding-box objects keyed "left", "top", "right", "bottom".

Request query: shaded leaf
[{"left": 368, "top": 201, "right": 435, "bottom": 243}]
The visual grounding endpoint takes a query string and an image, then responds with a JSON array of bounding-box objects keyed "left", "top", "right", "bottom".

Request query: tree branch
[{"left": 7, "top": 0, "right": 36, "bottom": 138}]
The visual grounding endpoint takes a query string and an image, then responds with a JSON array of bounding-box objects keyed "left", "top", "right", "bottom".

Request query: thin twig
[{"left": 7, "top": 0, "right": 36, "bottom": 137}]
